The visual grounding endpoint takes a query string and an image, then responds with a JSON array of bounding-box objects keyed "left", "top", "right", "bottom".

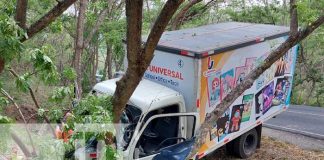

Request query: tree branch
[
  {"left": 0, "top": 88, "right": 36, "bottom": 156},
  {"left": 170, "top": 0, "right": 202, "bottom": 30},
  {"left": 83, "top": 7, "right": 109, "bottom": 49},
  {"left": 7, "top": 68, "right": 56, "bottom": 137},
  {"left": 142, "top": 0, "right": 185, "bottom": 66},
  {"left": 22, "top": 0, "right": 77, "bottom": 41},
  {"left": 15, "top": 0, "right": 28, "bottom": 29}
]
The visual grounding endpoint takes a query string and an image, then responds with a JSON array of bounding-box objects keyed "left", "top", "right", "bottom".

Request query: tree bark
[
  {"left": 74, "top": 0, "right": 88, "bottom": 99},
  {"left": 90, "top": 43, "right": 99, "bottom": 86},
  {"left": 187, "top": 15, "right": 324, "bottom": 159},
  {"left": 15, "top": 0, "right": 28, "bottom": 29},
  {"left": 170, "top": 0, "right": 202, "bottom": 30},
  {"left": 0, "top": 58, "right": 4, "bottom": 74},
  {"left": 22, "top": 0, "right": 77, "bottom": 41},
  {"left": 290, "top": 0, "right": 298, "bottom": 34},
  {"left": 112, "top": 0, "right": 184, "bottom": 123},
  {"left": 103, "top": 43, "right": 113, "bottom": 80},
  {"left": 8, "top": 68, "right": 56, "bottom": 137},
  {"left": 1, "top": 88, "right": 36, "bottom": 156}
]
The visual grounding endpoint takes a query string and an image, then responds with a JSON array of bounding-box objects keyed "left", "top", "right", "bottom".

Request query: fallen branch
[
  {"left": 8, "top": 68, "right": 56, "bottom": 137},
  {"left": 0, "top": 88, "right": 36, "bottom": 157}
]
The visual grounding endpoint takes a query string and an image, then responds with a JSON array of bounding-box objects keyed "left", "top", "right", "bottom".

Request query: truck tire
[{"left": 233, "top": 128, "right": 258, "bottom": 159}]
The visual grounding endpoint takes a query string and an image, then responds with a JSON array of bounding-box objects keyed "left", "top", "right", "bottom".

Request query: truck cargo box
[{"left": 143, "top": 22, "right": 298, "bottom": 155}]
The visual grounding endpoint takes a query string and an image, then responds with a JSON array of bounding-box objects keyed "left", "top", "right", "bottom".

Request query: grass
[{"left": 205, "top": 136, "right": 324, "bottom": 160}]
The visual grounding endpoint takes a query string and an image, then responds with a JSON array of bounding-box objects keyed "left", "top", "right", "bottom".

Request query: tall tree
[
  {"left": 112, "top": 0, "right": 184, "bottom": 122},
  {"left": 73, "top": 0, "right": 112, "bottom": 98},
  {"left": 74, "top": 0, "right": 88, "bottom": 99}
]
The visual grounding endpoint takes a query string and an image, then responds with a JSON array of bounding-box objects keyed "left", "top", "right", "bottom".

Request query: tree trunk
[
  {"left": 112, "top": 0, "right": 184, "bottom": 123},
  {"left": 187, "top": 15, "right": 324, "bottom": 158},
  {"left": 103, "top": 43, "right": 113, "bottom": 80},
  {"left": 290, "top": 0, "right": 298, "bottom": 34},
  {"left": 0, "top": 58, "right": 4, "bottom": 74},
  {"left": 91, "top": 43, "right": 99, "bottom": 86},
  {"left": 74, "top": 0, "right": 88, "bottom": 99},
  {"left": 170, "top": 0, "right": 202, "bottom": 30},
  {"left": 282, "top": 0, "right": 288, "bottom": 25},
  {"left": 15, "top": 0, "right": 28, "bottom": 29}
]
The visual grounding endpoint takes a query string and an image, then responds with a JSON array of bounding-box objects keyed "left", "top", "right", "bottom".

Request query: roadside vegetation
[{"left": 206, "top": 136, "right": 324, "bottom": 160}]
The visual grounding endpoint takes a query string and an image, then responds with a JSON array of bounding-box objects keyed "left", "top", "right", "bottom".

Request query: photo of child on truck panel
[
  {"left": 215, "top": 109, "right": 230, "bottom": 142},
  {"left": 255, "top": 81, "right": 275, "bottom": 115},
  {"left": 220, "top": 69, "right": 234, "bottom": 99},
  {"left": 242, "top": 94, "right": 254, "bottom": 122},
  {"left": 234, "top": 66, "right": 248, "bottom": 86},
  {"left": 207, "top": 71, "right": 221, "bottom": 107},
  {"left": 275, "top": 57, "right": 288, "bottom": 77},
  {"left": 229, "top": 104, "right": 244, "bottom": 133},
  {"left": 275, "top": 76, "right": 292, "bottom": 104}
]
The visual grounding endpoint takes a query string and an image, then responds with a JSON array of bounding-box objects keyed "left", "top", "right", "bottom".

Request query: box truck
[{"left": 93, "top": 22, "right": 298, "bottom": 160}]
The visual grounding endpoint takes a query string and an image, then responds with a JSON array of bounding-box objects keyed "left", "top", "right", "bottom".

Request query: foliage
[
  {"left": 0, "top": 115, "right": 12, "bottom": 153},
  {"left": 15, "top": 72, "right": 31, "bottom": 92},
  {"left": 0, "top": 2, "right": 25, "bottom": 63},
  {"left": 49, "top": 86, "right": 73, "bottom": 103},
  {"left": 30, "top": 45, "right": 60, "bottom": 84},
  {"left": 62, "top": 67, "right": 77, "bottom": 81},
  {"left": 66, "top": 95, "right": 117, "bottom": 159}
]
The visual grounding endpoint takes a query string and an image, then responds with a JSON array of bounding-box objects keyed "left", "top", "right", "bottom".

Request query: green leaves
[
  {"left": 0, "top": 115, "right": 12, "bottom": 123},
  {"left": 0, "top": 97, "right": 9, "bottom": 113},
  {"left": 0, "top": 12, "right": 25, "bottom": 62},
  {"left": 73, "top": 95, "right": 113, "bottom": 124},
  {"left": 49, "top": 86, "right": 73, "bottom": 103},
  {"left": 62, "top": 67, "right": 77, "bottom": 81},
  {"left": 30, "top": 45, "right": 59, "bottom": 84},
  {"left": 15, "top": 73, "right": 31, "bottom": 93},
  {"left": 49, "top": 19, "right": 63, "bottom": 33},
  {"left": 297, "top": 0, "right": 323, "bottom": 26}
]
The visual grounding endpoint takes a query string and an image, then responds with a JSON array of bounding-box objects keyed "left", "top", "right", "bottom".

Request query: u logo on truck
[{"left": 208, "top": 56, "right": 214, "bottom": 70}]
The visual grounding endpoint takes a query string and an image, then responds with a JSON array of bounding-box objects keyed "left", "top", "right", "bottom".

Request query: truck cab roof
[{"left": 93, "top": 78, "right": 184, "bottom": 113}]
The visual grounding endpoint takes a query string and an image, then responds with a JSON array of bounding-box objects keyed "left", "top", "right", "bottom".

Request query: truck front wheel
[{"left": 233, "top": 128, "right": 258, "bottom": 158}]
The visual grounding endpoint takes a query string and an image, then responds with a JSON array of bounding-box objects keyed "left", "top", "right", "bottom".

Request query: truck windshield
[{"left": 118, "top": 104, "right": 142, "bottom": 150}]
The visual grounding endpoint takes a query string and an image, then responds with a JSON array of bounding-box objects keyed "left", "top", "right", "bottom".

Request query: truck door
[{"left": 129, "top": 113, "right": 199, "bottom": 160}]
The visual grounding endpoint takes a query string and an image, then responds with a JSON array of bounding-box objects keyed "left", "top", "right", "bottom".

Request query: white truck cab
[
  {"left": 93, "top": 22, "right": 298, "bottom": 160},
  {"left": 93, "top": 78, "right": 200, "bottom": 160}
]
